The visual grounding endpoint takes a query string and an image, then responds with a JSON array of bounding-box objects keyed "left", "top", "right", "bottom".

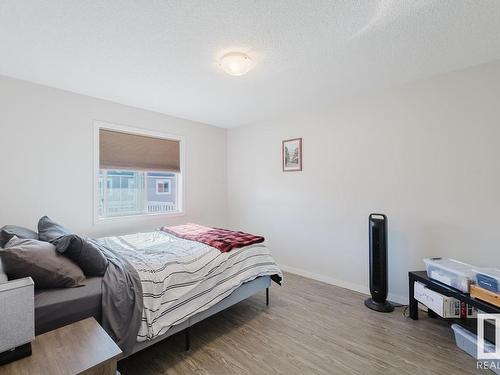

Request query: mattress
[{"left": 34, "top": 276, "right": 102, "bottom": 335}]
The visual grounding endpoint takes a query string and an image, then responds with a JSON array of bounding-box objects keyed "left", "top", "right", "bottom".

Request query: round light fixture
[{"left": 219, "top": 52, "right": 253, "bottom": 76}]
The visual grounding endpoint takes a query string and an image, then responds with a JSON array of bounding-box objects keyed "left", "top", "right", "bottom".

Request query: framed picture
[{"left": 282, "top": 138, "right": 302, "bottom": 172}]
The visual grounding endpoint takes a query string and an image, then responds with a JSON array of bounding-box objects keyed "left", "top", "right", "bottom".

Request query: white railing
[
  {"left": 98, "top": 200, "right": 138, "bottom": 216},
  {"left": 98, "top": 200, "right": 177, "bottom": 217},
  {"left": 147, "top": 201, "right": 177, "bottom": 213}
]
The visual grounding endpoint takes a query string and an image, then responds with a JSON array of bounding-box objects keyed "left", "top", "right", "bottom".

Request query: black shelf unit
[{"left": 409, "top": 271, "right": 499, "bottom": 344}]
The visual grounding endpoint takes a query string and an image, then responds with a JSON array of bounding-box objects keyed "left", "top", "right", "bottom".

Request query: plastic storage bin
[
  {"left": 472, "top": 269, "right": 500, "bottom": 294},
  {"left": 451, "top": 324, "right": 500, "bottom": 375},
  {"left": 423, "top": 258, "right": 474, "bottom": 293}
]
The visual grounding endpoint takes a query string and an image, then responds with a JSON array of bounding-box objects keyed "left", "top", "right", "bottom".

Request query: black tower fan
[{"left": 364, "top": 213, "right": 394, "bottom": 312}]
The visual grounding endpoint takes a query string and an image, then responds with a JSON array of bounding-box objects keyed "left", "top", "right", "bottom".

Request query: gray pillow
[
  {"left": 0, "top": 237, "right": 85, "bottom": 288},
  {"left": 0, "top": 258, "right": 7, "bottom": 283},
  {"left": 0, "top": 225, "right": 38, "bottom": 248},
  {"left": 55, "top": 235, "right": 108, "bottom": 277},
  {"left": 37, "top": 216, "right": 72, "bottom": 242}
]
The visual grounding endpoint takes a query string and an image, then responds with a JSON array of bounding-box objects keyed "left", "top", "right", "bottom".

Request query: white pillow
[{"left": 0, "top": 258, "right": 8, "bottom": 283}]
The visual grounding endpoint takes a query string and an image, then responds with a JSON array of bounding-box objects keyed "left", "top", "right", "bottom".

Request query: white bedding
[{"left": 98, "top": 231, "right": 282, "bottom": 341}]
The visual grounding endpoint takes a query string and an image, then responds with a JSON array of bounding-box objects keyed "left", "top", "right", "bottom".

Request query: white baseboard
[{"left": 279, "top": 264, "right": 408, "bottom": 305}]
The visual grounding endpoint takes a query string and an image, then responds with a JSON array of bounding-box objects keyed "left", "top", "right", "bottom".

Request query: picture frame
[{"left": 282, "top": 138, "right": 302, "bottom": 172}]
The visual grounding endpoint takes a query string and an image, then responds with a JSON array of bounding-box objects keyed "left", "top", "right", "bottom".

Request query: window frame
[{"left": 93, "top": 121, "right": 185, "bottom": 223}]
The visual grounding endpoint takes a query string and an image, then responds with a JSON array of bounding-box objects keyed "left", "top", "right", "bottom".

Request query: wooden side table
[{"left": 0, "top": 318, "right": 121, "bottom": 375}]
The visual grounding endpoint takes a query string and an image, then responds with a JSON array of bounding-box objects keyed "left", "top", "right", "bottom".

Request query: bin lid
[
  {"left": 423, "top": 258, "right": 475, "bottom": 278},
  {"left": 472, "top": 268, "right": 500, "bottom": 279}
]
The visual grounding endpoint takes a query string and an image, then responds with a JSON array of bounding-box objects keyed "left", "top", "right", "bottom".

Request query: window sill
[{"left": 94, "top": 210, "right": 185, "bottom": 224}]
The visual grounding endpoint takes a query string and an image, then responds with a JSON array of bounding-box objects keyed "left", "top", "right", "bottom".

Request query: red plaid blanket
[{"left": 161, "top": 223, "right": 265, "bottom": 253}]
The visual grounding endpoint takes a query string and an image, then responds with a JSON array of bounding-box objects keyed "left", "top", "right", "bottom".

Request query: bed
[{"left": 34, "top": 229, "right": 282, "bottom": 357}]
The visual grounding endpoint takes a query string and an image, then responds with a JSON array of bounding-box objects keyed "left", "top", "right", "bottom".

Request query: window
[
  {"left": 156, "top": 179, "right": 171, "bottom": 195},
  {"left": 96, "top": 123, "right": 183, "bottom": 219}
]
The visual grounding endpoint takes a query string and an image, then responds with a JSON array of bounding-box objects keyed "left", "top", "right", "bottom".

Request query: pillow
[
  {"left": 0, "top": 237, "right": 85, "bottom": 288},
  {"left": 0, "top": 225, "right": 38, "bottom": 248},
  {"left": 0, "top": 258, "right": 8, "bottom": 283},
  {"left": 38, "top": 216, "right": 72, "bottom": 242},
  {"left": 55, "top": 235, "right": 108, "bottom": 276}
]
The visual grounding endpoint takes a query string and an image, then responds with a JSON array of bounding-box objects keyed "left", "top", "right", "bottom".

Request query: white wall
[
  {"left": 227, "top": 60, "right": 500, "bottom": 302},
  {"left": 0, "top": 75, "right": 227, "bottom": 238},
  {"left": 2, "top": 60, "right": 500, "bottom": 303}
]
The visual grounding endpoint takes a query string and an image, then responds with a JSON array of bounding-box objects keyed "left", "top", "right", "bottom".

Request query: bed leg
[
  {"left": 185, "top": 328, "right": 190, "bottom": 351},
  {"left": 266, "top": 287, "right": 269, "bottom": 306}
]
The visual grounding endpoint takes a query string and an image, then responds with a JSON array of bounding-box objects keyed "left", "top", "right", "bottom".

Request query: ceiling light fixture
[{"left": 219, "top": 52, "right": 254, "bottom": 76}]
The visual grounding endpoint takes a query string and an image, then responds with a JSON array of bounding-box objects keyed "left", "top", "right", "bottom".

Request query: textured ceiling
[{"left": 1, "top": 1, "right": 500, "bottom": 128}]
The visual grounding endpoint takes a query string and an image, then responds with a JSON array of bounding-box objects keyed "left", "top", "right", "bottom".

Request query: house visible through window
[{"left": 97, "top": 126, "right": 182, "bottom": 218}]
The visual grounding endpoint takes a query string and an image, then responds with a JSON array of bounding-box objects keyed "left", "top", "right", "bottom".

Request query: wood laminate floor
[{"left": 119, "top": 272, "right": 483, "bottom": 375}]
